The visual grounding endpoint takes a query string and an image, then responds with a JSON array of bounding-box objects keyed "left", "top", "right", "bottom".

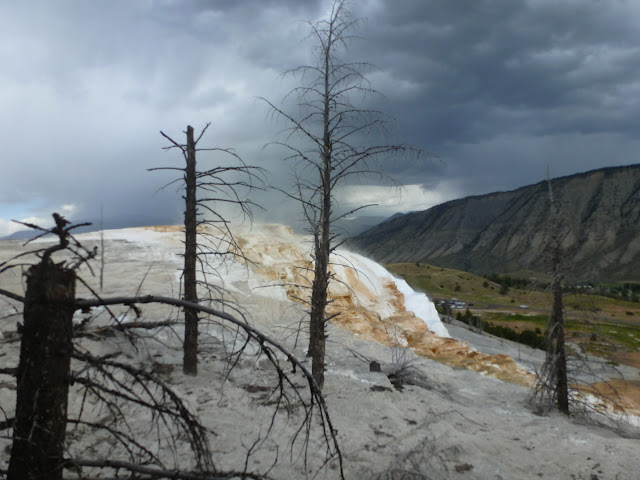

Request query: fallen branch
[
  {"left": 0, "top": 288, "right": 24, "bottom": 303},
  {"left": 75, "top": 294, "right": 344, "bottom": 479},
  {"left": 75, "top": 320, "right": 179, "bottom": 337},
  {"left": 65, "top": 458, "right": 272, "bottom": 479},
  {"left": 112, "top": 319, "right": 178, "bottom": 330}
]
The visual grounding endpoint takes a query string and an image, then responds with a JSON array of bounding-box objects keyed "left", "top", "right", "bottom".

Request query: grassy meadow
[{"left": 385, "top": 262, "right": 640, "bottom": 367}]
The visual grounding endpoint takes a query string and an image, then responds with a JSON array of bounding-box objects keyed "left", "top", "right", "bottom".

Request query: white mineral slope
[
  {"left": 332, "top": 250, "right": 450, "bottom": 338},
  {"left": 1, "top": 225, "right": 639, "bottom": 479}
]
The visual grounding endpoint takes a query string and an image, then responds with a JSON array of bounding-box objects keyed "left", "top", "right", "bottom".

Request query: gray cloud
[
  {"left": 1, "top": 0, "right": 639, "bottom": 236},
  {"left": 340, "top": 0, "right": 640, "bottom": 195}
]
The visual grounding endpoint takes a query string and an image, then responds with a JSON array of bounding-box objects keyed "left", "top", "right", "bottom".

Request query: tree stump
[{"left": 8, "top": 260, "right": 76, "bottom": 480}]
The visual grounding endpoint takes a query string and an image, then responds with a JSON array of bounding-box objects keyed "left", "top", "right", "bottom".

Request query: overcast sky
[{"left": 2, "top": 0, "right": 640, "bottom": 237}]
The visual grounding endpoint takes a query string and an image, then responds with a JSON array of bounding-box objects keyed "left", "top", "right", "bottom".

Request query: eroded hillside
[{"left": 349, "top": 164, "right": 640, "bottom": 282}]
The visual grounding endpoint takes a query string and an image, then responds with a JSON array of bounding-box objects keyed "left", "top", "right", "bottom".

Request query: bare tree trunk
[
  {"left": 307, "top": 48, "right": 333, "bottom": 389},
  {"left": 8, "top": 261, "right": 76, "bottom": 479},
  {"left": 308, "top": 183, "right": 330, "bottom": 388},
  {"left": 537, "top": 175, "right": 569, "bottom": 415},
  {"left": 309, "top": 238, "right": 329, "bottom": 389},
  {"left": 550, "top": 244, "right": 569, "bottom": 414},
  {"left": 183, "top": 125, "right": 198, "bottom": 375}
]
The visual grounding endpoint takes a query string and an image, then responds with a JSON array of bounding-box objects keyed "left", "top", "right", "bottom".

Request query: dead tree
[
  {"left": 183, "top": 125, "right": 198, "bottom": 376},
  {"left": 545, "top": 177, "right": 569, "bottom": 414},
  {"left": 7, "top": 215, "right": 85, "bottom": 479},
  {"left": 150, "top": 123, "right": 263, "bottom": 375},
  {"left": 548, "top": 221, "right": 569, "bottom": 414},
  {"left": 262, "top": 0, "right": 420, "bottom": 389},
  {"left": 530, "top": 178, "right": 569, "bottom": 414},
  {"left": 527, "top": 183, "right": 639, "bottom": 433}
]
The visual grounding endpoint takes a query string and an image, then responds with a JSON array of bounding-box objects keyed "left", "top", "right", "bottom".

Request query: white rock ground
[{"left": 0, "top": 226, "right": 639, "bottom": 479}]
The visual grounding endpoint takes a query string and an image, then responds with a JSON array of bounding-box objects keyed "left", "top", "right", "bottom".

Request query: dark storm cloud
[
  {"left": 346, "top": 0, "right": 640, "bottom": 194},
  {"left": 362, "top": 0, "right": 640, "bottom": 120},
  {"left": 2, "top": 0, "right": 640, "bottom": 235}
]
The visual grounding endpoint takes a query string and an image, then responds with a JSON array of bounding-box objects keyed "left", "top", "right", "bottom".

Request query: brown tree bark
[
  {"left": 8, "top": 260, "right": 76, "bottom": 480},
  {"left": 183, "top": 125, "right": 199, "bottom": 376},
  {"left": 309, "top": 236, "right": 329, "bottom": 389}
]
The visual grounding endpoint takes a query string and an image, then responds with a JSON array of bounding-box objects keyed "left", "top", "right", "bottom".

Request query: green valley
[{"left": 386, "top": 262, "right": 640, "bottom": 368}]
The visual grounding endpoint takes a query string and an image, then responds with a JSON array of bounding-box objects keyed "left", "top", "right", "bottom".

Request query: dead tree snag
[
  {"left": 183, "top": 125, "right": 199, "bottom": 375},
  {"left": 8, "top": 232, "right": 76, "bottom": 479},
  {"left": 262, "top": 0, "right": 422, "bottom": 389},
  {"left": 151, "top": 123, "right": 263, "bottom": 376}
]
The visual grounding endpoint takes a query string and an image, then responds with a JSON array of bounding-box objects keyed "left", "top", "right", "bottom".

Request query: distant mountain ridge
[{"left": 347, "top": 164, "right": 640, "bottom": 282}]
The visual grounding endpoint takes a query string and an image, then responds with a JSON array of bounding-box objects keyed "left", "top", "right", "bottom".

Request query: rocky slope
[{"left": 348, "top": 164, "right": 640, "bottom": 282}]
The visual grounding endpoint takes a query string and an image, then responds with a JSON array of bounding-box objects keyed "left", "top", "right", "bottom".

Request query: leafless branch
[
  {"left": 65, "top": 458, "right": 273, "bottom": 480},
  {"left": 75, "top": 294, "right": 345, "bottom": 478},
  {"left": 0, "top": 288, "right": 24, "bottom": 303}
]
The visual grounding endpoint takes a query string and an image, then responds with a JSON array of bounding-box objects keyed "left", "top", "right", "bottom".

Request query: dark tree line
[
  {"left": 452, "top": 309, "right": 547, "bottom": 350},
  {"left": 483, "top": 273, "right": 541, "bottom": 292}
]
